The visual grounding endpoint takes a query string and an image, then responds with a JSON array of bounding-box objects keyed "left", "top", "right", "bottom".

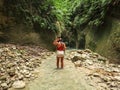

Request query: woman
[{"left": 53, "top": 37, "right": 66, "bottom": 69}]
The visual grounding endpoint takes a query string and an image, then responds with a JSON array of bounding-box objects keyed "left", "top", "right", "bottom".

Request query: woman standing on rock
[{"left": 53, "top": 37, "right": 66, "bottom": 69}]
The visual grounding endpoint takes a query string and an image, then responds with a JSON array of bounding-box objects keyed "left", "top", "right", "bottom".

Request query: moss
[
  {"left": 88, "top": 41, "right": 96, "bottom": 51},
  {"left": 86, "top": 17, "right": 120, "bottom": 63}
]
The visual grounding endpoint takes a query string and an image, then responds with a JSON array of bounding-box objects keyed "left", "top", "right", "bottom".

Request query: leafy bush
[{"left": 3, "top": 0, "right": 57, "bottom": 32}]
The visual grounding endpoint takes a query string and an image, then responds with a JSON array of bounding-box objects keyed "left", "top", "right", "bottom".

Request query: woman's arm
[
  {"left": 63, "top": 43, "right": 66, "bottom": 50},
  {"left": 53, "top": 38, "right": 59, "bottom": 46}
]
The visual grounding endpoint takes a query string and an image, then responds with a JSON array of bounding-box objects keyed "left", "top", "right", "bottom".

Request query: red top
[{"left": 57, "top": 42, "right": 64, "bottom": 51}]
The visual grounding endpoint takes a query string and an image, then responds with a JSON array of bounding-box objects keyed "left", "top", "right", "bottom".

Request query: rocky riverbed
[
  {"left": 0, "top": 44, "right": 52, "bottom": 90},
  {"left": 0, "top": 44, "right": 120, "bottom": 90},
  {"left": 65, "top": 49, "right": 120, "bottom": 90}
]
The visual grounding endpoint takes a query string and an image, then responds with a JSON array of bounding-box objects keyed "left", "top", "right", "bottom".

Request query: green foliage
[
  {"left": 2, "top": 0, "right": 119, "bottom": 41},
  {"left": 70, "top": 0, "right": 113, "bottom": 29},
  {"left": 3, "top": 0, "right": 57, "bottom": 32}
]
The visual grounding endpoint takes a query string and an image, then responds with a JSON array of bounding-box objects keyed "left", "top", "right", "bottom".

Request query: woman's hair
[{"left": 57, "top": 37, "right": 62, "bottom": 42}]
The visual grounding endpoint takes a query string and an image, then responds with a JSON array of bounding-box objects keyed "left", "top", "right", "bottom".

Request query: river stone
[
  {"left": 11, "top": 45, "right": 16, "bottom": 50},
  {"left": 118, "top": 65, "right": 120, "bottom": 68},
  {"left": 12, "top": 80, "right": 25, "bottom": 89},
  {"left": 110, "top": 82, "right": 117, "bottom": 87},
  {"left": 1, "top": 83, "right": 8, "bottom": 90},
  {"left": 93, "top": 53, "right": 99, "bottom": 57},
  {"left": 81, "top": 54, "right": 87, "bottom": 59},
  {"left": 114, "top": 76, "right": 120, "bottom": 81},
  {"left": 112, "top": 68, "right": 120, "bottom": 72},
  {"left": 98, "top": 56, "right": 107, "bottom": 62},
  {"left": 1, "top": 83, "right": 8, "bottom": 87},
  {"left": 7, "top": 63, "right": 15, "bottom": 68},
  {"left": 0, "top": 75, "right": 7, "bottom": 80},
  {"left": 93, "top": 73, "right": 100, "bottom": 77},
  {"left": 71, "top": 56, "right": 81, "bottom": 62},
  {"left": 86, "top": 60, "right": 93, "bottom": 65},
  {"left": 25, "top": 73, "right": 31, "bottom": 78},
  {"left": 84, "top": 49, "right": 92, "bottom": 53},
  {"left": 77, "top": 50, "right": 83, "bottom": 54},
  {"left": 18, "top": 74, "right": 24, "bottom": 80},
  {"left": 74, "top": 61, "right": 82, "bottom": 67},
  {"left": 8, "top": 70, "right": 15, "bottom": 77}
]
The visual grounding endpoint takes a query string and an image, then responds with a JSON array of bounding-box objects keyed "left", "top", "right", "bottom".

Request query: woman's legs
[
  {"left": 61, "top": 57, "right": 64, "bottom": 68},
  {"left": 57, "top": 57, "right": 59, "bottom": 68}
]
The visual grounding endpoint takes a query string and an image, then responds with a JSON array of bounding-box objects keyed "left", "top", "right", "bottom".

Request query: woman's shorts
[{"left": 56, "top": 50, "right": 64, "bottom": 57}]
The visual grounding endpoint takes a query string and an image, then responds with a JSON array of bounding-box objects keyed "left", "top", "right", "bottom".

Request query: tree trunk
[{"left": 75, "top": 38, "right": 79, "bottom": 49}]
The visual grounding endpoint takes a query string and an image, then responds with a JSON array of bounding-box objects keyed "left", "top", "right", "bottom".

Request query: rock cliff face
[
  {"left": 0, "top": 0, "right": 120, "bottom": 60},
  {"left": 0, "top": 0, "right": 55, "bottom": 50},
  {"left": 85, "top": 2, "right": 120, "bottom": 63},
  {"left": 85, "top": 17, "right": 120, "bottom": 63}
]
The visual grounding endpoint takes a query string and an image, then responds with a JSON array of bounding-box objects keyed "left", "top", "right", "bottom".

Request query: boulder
[
  {"left": 71, "top": 56, "right": 85, "bottom": 62},
  {"left": 12, "top": 80, "right": 26, "bottom": 89}
]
